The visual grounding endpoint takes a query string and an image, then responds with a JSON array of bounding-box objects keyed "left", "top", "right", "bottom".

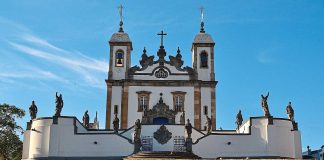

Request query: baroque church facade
[
  {"left": 21, "top": 8, "right": 302, "bottom": 159},
  {"left": 106, "top": 20, "right": 216, "bottom": 131}
]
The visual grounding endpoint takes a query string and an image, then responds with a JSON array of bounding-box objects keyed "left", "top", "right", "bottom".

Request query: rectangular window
[
  {"left": 204, "top": 106, "right": 208, "bottom": 115},
  {"left": 136, "top": 91, "right": 151, "bottom": 112},
  {"left": 171, "top": 91, "right": 186, "bottom": 112},
  {"left": 140, "top": 96, "right": 148, "bottom": 111},
  {"left": 114, "top": 105, "right": 118, "bottom": 114}
]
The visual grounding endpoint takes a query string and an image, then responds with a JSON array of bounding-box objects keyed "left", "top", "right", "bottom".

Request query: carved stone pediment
[
  {"left": 127, "top": 47, "right": 197, "bottom": 80},
  {"left": 153, "top": 125, "right": 172, "bottom": 144},
  {"left": 142, "top": 96, "right": 177, "bottom": 124}
]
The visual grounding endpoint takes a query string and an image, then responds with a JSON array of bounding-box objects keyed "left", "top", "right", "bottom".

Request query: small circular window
[{"left": 155, "top": 68, "right": 168, "bottom": 78}]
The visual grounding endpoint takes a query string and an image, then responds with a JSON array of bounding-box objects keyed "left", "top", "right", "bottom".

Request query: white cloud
[
  {"left": 257, "top": 50, "right": 273, "bottom": 64},
  {"left": 0, "top": 17, "right": 108, "bottom": 89},
  {"left": 5, "top": 31, "right": 109, "bottom": 89},
  {"left": 9, "top": 40, "right": 107, "bottom": 73}
]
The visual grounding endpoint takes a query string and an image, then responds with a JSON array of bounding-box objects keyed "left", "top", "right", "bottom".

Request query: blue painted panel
[{"left": 153, "top": 117, "right": 168, "bottom": 125}]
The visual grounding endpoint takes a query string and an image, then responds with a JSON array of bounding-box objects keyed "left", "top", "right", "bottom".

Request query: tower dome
[
  {"left": 109, "top": 4, "right": 131, "bottom": 43},
  {"left": 193, "top": 32, "right": 214, "bottom": 44},
  {"left": 109, "top": 32, "right": 131, "bottom": 43}
]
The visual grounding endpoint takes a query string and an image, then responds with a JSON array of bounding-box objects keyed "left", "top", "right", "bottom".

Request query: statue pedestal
[
  {"left": 266, "top": 116, "right": 273, "bottom": 125},
  {"left": 292, "top": 121, "right": 298, "bottom": 130},
  {"left": 133, "top": 138, "right": 141, "bottom": 154},
  {"left": 26, "top": 120, "right": 32, "bottom": 130},
  {"left": 185, "top": 138, "right": 192, "bottom": 153},
  {"left": 53, "top": 116, "right": 59, "bottom": 124}
]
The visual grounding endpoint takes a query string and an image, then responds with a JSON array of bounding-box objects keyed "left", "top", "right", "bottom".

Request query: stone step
[{"left": 124, "top": 151, "right": 201, "bottom": 159}]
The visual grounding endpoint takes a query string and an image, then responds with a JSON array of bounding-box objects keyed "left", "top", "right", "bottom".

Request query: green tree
[{"left": 0, "top": 103, "right": 25, "bottom": 160}]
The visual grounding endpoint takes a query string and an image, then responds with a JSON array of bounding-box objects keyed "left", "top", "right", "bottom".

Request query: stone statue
[
  {"left": 261, "top": 92, "right": 270, "bottom": 117},
  {"left": 113, "top": 114, "right": 119, "bottom": 133},
  {"left": 134, "top": 119, "right": 141, "bottom": 140},
  {"left": 307, "top": 145, "right": 311, "bottom": 155},
  {"left": 180, "top": 111, "right": 185, "bottom": 124},
  {"left": 185, "top": 119, "right": 193, "bottom": 138},
  {"left": 206, "top": 116, "right": 212, "bottom": 134},
  {"left": 83, "top": 110, "right": 90, "bottom": 128},
  {"left": 286, "top": 101, "right": 295, "bottom": 121},
  {"left": 133, "top": 119, "right": 142, "bottom": 153},
  {"left": 54, "top": 92, "right": 64, "bottom": 116},
  {"left": 236, "top": 110, "right": 243, "bottom": 130},
  {"left": 29, "top": 100, "right": 38, "bottom": 120}
]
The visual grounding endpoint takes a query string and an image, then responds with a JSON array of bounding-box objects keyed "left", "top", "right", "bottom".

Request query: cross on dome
[
  {"left": 118, "top": 4, "right": 124, "bottom": 32},
  {"left": 199, "top": 6, "right": 205, "bottom": 33}
]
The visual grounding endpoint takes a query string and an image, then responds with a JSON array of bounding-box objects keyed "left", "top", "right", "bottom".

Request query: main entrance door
[{"left": 153, "top": 117, "right": 168, "bottom": 125}]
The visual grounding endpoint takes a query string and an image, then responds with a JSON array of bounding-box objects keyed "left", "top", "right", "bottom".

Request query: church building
[
  {"left": 106, "top": 16, "right": 216, "bottom": 131},
  {"left": 22, "top": 7, "right": 302, "bottom": 159}
]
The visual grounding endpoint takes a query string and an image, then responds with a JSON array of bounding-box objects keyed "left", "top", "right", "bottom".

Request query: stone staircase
[{"left": 124, "top": 151, "right": 201, "bottom": 159}]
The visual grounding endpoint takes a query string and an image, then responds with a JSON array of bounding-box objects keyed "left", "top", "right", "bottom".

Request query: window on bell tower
[
  {"left": 115, "top": 50, "right": 124, "bottom": 67},
  {"left": 204, "top": 105, "right": 208, "bottom": 115},
  {"left": 136, "top": 91, "right": 151, "bottom": 112},
  {"left": 171, "top": 91, "right": 186, "bottom": 112},
  {"left": 200, "top": 51, "right": 208, "bottom": 68}
]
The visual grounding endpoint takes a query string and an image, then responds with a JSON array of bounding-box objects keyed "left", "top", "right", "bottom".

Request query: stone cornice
[
  {"left": 109, "top": 42, "right": 133, "bottom": 51},
  {"left": 106, "top": 79, "right": 217, "bottom": 87}
]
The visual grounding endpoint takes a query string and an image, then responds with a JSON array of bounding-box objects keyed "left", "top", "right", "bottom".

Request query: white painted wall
[
  {"left": 193, "top": 118, "right": 302, "bottom": 159},
  {"left": 22, "top": 130, "right": 31, "bottom": 159},
  {"left": 110, "top": 86, "right": 122, "bottom": 129},
  {"left": 22, "top": 117, "right": 302, "bottom": 159},
  {"left": 127, "top": 86, "right": 195, "bottom": 127},
  {"left": 201, "top": 87, "right": 211, "bottom": 129},
  {"left": 24, "top": 117, "right": 133, "bottom": 159},
  {"left": 28, "top": 119, "right": 52, "bottom": 158}
]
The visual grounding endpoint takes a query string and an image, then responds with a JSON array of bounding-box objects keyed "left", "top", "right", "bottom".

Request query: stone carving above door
[{"left": 141, "top": 93, "right": 177, "bottom": 124}]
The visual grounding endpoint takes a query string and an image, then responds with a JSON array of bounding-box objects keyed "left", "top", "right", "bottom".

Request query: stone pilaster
[
  {"left": 108, "top": 47, "right": 113, "bottom": 80},
  {"left": 125, "top": 45, "right": 131, "bottom": 79},
  {"left": 105, "top": 85, "right": 112, "bottom": 129},
  {"left": 210, "top": 46, "right": 215, "bottom": 81},
  {"left": 211, "top": 86, "right": 216, "bottom": 130},
  {"left": 194, "top": 84, "right": 201, "bottom": 129},
  {"left": 121, "top": 82, "right": 129, "bottom": 129}
]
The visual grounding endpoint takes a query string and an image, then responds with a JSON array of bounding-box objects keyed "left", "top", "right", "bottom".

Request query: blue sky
[{"left": 0, "top": 0, "right": 323, "bottom": 150}]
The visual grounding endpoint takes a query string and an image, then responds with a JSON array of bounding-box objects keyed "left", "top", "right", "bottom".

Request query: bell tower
[
  {"left": 191, "top": 7, "right": 215, "bottom": 81},
  {"left": 106, "top": 4, "right": 132, "bottom": 129},
  {"left": 108, "top": 4, "right": 133, "bottom": 80},
  {"left": 191, "top": 8, "right": 217, "bottom": 130}
]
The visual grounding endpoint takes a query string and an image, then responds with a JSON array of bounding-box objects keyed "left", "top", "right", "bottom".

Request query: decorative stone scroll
[
  {"left": 169, "top": 47, "right": 184, "bottom": 70},
  {"left": 153, "top": 125, "right": 172, "bottom": 144}
]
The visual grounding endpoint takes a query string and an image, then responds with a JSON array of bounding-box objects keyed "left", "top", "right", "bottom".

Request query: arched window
[
  {"left": 200, "top": 51, "right": 208, "bottom": 68},
  {"left": 115, "top": 50, "right": 124, "bottom": 67}
]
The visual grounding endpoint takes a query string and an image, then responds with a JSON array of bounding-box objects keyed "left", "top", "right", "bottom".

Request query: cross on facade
[{"left": 157, "top": 30, "right": 167, "bottom": 46}]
